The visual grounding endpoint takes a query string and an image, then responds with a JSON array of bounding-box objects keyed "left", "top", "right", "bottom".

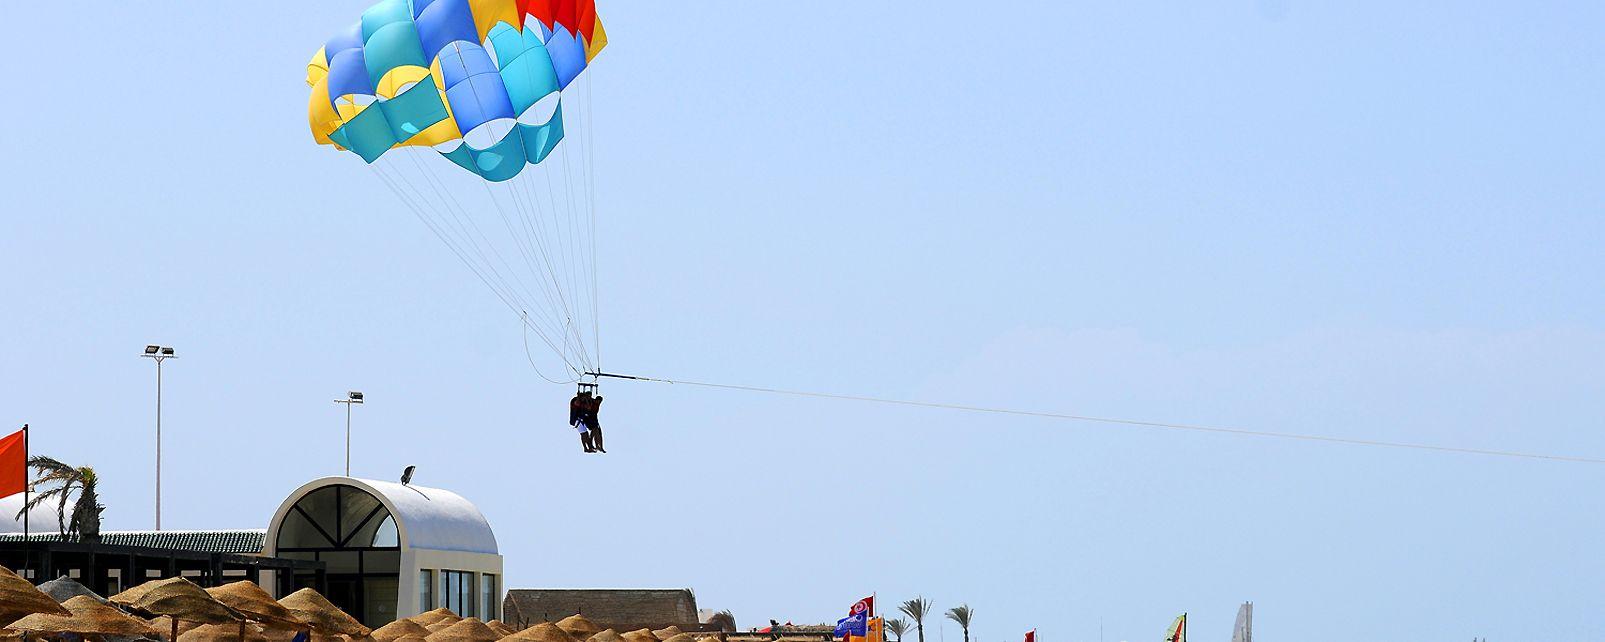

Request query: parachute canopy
[
  {"left": 307, "top": 0, "right": 607, "bottom": 181},
  {"left": 308, "top": 0, "right": 610, "bottom": 383}
]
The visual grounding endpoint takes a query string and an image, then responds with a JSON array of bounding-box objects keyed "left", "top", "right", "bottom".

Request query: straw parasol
[
  {"left": 37, "top": 576, "right": 109, "bottom": 605},
  {"left": 0, "top": 564, "right": 71, "bottom": 626},
  {"left": 505, "top": 623, "right": 577, "bottom": 642},
  {"left": 555, "top": 616, "right": 599, "bottom": 641},
  {"left": 485, "top": 621, "right": 517, "bottom": 638},
  {"left": 658, "top": 634, "right": 695, "bottom": 642},
  {"left": 150, "top": 616, "right": 207, "bottom": 638},
  {"left": 650, "top": 628, "right": 682, "bottom": 641},
  {"left": 373, "top": 619, "right": 433, "bottom": 642},
  {"left": 278, "top": 588, "right": 370, "bottom": 637},
  {"left": 424, "top": 618, "right": 501, "bottom": 642},
  {"left": 409, "top": 609, "right": 461, "bottom": 628},
  {"left": 619, "top": 630, "right": 656, "bottom": 642},
  {"left": 112, "top": 577, "right": 243, "bottom": 623},
  {"left": 9, "top": 595, "right": 160, "bottom": 638},
  {"left": 392, "top": 636, "right": 429, "bottom": 642},
  {"left": 208, "top": 581, "right": 303, "bottom": 628},
  {"left": 179, "top": 622, "right": 272, "bottom": 642},
  {"left": 587, "top": 629, "right": 623, "bottom": 642}
]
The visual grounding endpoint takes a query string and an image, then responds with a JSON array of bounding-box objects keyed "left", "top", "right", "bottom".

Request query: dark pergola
[{"left": 0, "top": 541, "right": 326, "bottom": 597}]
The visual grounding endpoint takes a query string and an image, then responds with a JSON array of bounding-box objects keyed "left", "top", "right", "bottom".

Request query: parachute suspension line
[
  {"left": 522, "top": 312, "right": 578, "bottom": 384},
  {"left": 367, "top": 162, "right": 576, "bottom": 374},
  {"left": 583, "top": 371, "right": 1605, "bottom": 466},
  {"left": 539, "top": 156, "right": 587, "bottom": 363},
  {"left": 585, "top": 74, "right": 601, "bottom": 371},
  {"left": 481, "top": 175, "right": 589, "bottom": 370}
]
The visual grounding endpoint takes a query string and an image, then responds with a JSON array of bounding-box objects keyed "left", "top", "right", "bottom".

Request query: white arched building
[{"left": 264, "top": 477, "right": 503, "bottom": 626}]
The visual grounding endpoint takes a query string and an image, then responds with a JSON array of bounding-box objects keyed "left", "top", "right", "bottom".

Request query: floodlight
[
  {"left": 160, "top": 347, "right": 175, "bottom": 356},
  {"left": 144, "top": 345, "right": 160, "bottom": 355}
]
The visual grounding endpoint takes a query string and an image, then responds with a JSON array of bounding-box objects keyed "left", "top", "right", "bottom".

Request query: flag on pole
[
  {"left": 0, "top": 429, "right": 25, "bottom": 498},
  {"left": 836, "top": 596, "right": 876, "bottom": 641},
  {"left": 1024, "top": 630, "right": 1036, "bottom": 642},
  {"left": 1164, "top": 614, "right": 1186, "bottom": 642}
]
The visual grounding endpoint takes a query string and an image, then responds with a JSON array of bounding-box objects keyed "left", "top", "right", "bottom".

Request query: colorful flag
[
  {"left": 836, "top": 596, "right": 875, "bottom": 641},
  {"left": 1024, "top": 630, "right": 1036, "bottom": 642},
  {"left": 0, "top": 429, "right": 25, "bottom": 498},
  {"left": 1164, "top": 614, "right": 1187, "bottom": 642}
]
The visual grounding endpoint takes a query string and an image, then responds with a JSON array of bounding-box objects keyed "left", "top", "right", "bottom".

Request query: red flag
[
  {"left": 0, "top": 429, "right": 25, "bottom": 498},
  {"left": 850, "top": 596, "right": 874, "bottom": 618},
  {"left": 1024, "top": 631, "right": 1035, "bottom": 642}
]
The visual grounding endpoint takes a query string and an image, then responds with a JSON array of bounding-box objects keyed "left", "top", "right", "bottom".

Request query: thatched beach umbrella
[
  {"left": 111, "top": 577, "right": 243, "bottom": 642},
  {"left": 485, "top": 621, "right": 517, "bottom": 638},
  {"left": 409, "top": 610, "right": 461, "bottom": 628},
  {"left": 179, "top": 622, "right": 272, "bottom": 642},
  {"left": 278, "top": 589, "right": 369, "bottom": 637},
  {"left": 587, "top": 629, "right": 623, "bottom": 642},
  {"left": 650, "top": 627, "right": 682, "bottom": 641},
  {"left": 373, "top": 619, "right": 433, "bottom": 642},
  {"left": 618, "top": 629, "right": 656, "bottom": 642},
  {"left": 391, "top": 635, "right": 428, "bottom": 642},
  {"left": 208, "top": 581, "right": 303, "bottom": 629},
  {"left": 37, "top": 576, "right": 109, "bottom": 605},
  {"left": 9, "top": 595, "right": 160, "bottom": 638},
  {"left": 0, "top": 565, "right": 71, "bottom": 626},
  {"left": 424, "top": 618, "right": 501, "bottom": 642},
  {"left": 555, "top": 616, "right": 599, "bottom": 641},
  {"left": 657, "top": 634, "right": 694, "bottom": 642},
  {"left": 505, "top": 623, "right": 577, "bottom": 642}
]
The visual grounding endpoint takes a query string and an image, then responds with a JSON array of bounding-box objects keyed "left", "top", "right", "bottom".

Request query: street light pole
[
  {"left": 141, "top": 345, "right": 176, "bottom": 531},
  {"left": 334, "top": 391, "right": 364, "bottom": 476}
]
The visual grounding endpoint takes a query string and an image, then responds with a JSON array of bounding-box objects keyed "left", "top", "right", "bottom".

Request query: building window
[
  {"left": 442, "top": 570, "right": 475, "bottom": 616},
  {"left": 480, "top": 574, "right": 497, "bottom": 620},
  {"left": 419, "top": 570, "right": 434, "bottom": 610}
]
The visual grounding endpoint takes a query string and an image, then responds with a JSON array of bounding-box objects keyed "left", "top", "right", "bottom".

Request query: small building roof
[
  {"left": 266, "top": 477, "right": 498, "bottom": 555},
  {"left": 503, "top": 589, "right": 700, "bottom": 632},
  {"left": 0, "top": 530, "right": 267, "bottom": 554}
]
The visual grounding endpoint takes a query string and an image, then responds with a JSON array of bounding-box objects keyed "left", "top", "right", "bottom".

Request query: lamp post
[
  {"left": 334, "top": 391, "right": 364, "bottom": 476},
  {"left": 140, "top": 345, "right": 176, "bottom": 531}
]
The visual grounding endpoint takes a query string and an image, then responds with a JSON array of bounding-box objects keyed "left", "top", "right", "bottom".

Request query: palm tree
[
  {"left": 898, "top": 598, "right": 932, "bottom": 642},
  {"left": 708, "top": 610, "right": 737, "bottom": 632},
  {"left": 886, "top": 619, "right": 909, "bottom": 642},
  {"left": 944, "top": 605, "right": 974, "bottom": 642},
  {"left": 14, "top": 457, "right": 103, "bottom": 543}
]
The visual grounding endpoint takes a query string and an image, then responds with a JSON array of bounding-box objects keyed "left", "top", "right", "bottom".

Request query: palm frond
[{"left": 944, "top": 606, "right": 973, "bottom": 629}]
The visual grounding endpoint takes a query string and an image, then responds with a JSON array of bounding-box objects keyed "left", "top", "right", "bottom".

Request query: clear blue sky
[{"left": 3, "top": 1, "right": 1603, "bottom": 640}]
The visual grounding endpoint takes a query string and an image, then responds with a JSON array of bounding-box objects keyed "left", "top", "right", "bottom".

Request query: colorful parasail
[{"left": 307, "top": 0, "right": 607, "bottom": 181}]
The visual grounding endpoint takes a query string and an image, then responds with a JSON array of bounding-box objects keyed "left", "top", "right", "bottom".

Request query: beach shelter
[
  {"left": 375, "top": 619, "right": 435, "bottom": 642},
  {"left": 618, "top": 629, "right": 655, "bottom": 642},
  {"left": 0, "top": 564, "right": 71, "bottom": 625},
  {"left": 208, "top": 581, "right": 303, "bottom": 628},
  {"left": 649, "top": 627, "right": 680, "bottom": 641},
  {"left": 37, "top": 575, "right": 110, "bottom": 605},
  {"left": 557, "top": 616, "right": 600, "bottom": 640},
  {"left": 179, "top": 622, "right": 272, "bottom": 642},
  {"left": 424, "top": 618, "right": 502, "bottom": 642},
  {"left": 486, "top": 621, "right": 517, "bottom": 637},
  {"left": 8, "top": 595, "right": 160, "bottom": 638},
  {"left": 279, "top": 588, "right": 371, "bottom": 636},
  {"left": 507, "top": 623, "right": 578, "bottom": 642},
  {"left": 111, "top": 577, "right": 243, "bottom": 642},
  {"left": 587, "top": 629, "right": 623, "bottom": 642},
  {"left": 411, "top": 609, "right": 462, "bottom": 628}
]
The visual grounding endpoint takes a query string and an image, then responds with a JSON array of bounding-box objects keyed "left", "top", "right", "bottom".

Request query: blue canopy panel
[
  {"left": 325, "top": 22, "right": 364, "bottom": 59},
  {"left": 488, "top": 24, "right": 560, "bottom": 114},
  {"left": 364, "top": 22, "right": 428, "bottom": 89},
  {"left": 441, "top": 133, "right": 527, "bottom": 182},
  {"left": 545, "top": 24, "right": 588, "bottom": 89},
  {"left": 409, "top": 0, "right": 440, "bottom": 19},
  {"left": 437, "top": 106, "right": 563, "bottom": 181},
  {"left": 360, "top": 0, "right": 412, "bottom": 42},
  {"left": 329, "top": 105, "right": 397, "bottom": 163},
  {"left": 415, "top": 0, "right": 478, "bottom": 62},
  {"left": 438, "top": 41, "right": 515, "bottom": 135},
  {"left": 520, "top": 103, "right": 565, "bottom": 164},
  {"left": 378, "top": 80, "right": 450, "bottom": 141},
  {"left": 326, "top": 48, "right": 376, "bottom": 107}
]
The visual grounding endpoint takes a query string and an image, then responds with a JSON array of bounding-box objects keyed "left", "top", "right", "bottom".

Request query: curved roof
[
  {"left": 265, "top": 477, "right": 498, "bottom": 555},
  {"left": 0, "top": 493, "right": 61, "bottom": 534}
]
